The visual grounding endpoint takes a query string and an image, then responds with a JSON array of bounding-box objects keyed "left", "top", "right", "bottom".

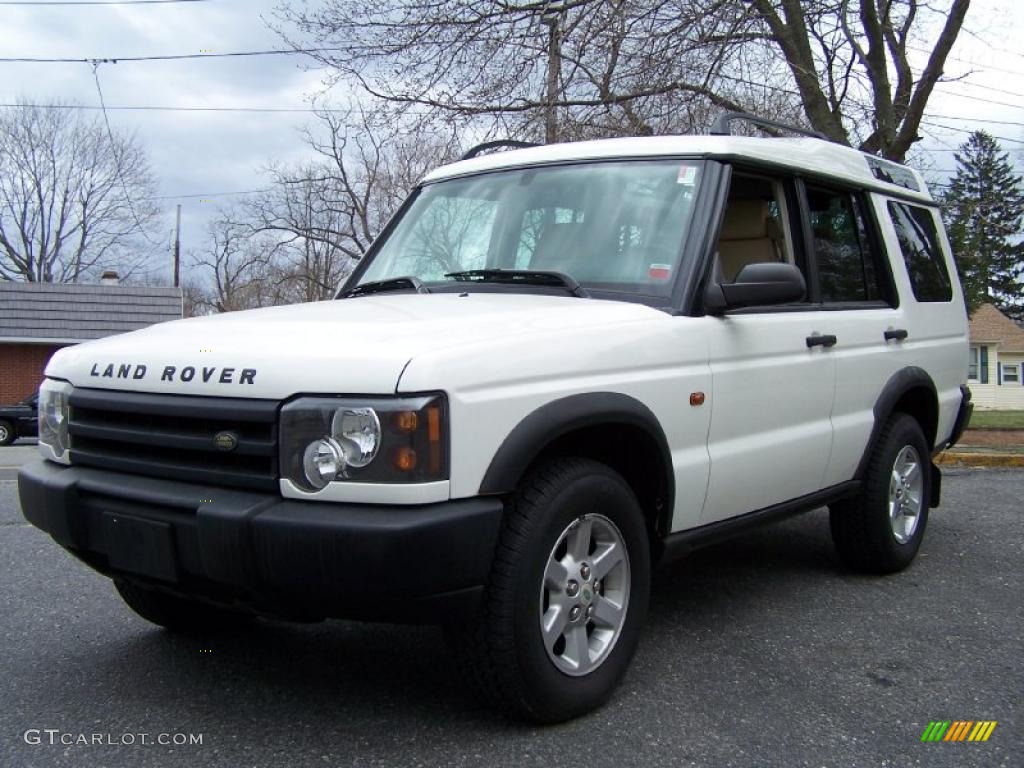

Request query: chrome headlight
[
  {"left": 280, "top": 395, "right": 448, "bottom": 491},
  {"left": 38, "top": 379, "right": 72, "bottom": 464}
]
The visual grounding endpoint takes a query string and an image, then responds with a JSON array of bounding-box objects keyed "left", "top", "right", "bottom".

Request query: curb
[{"left": 936, "top": 451, "right": 1024, "bottom": 469}]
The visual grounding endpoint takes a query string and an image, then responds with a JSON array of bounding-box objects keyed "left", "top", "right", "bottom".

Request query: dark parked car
[{"left": 0, "top": 392, "right": 38, "bottom": 446}]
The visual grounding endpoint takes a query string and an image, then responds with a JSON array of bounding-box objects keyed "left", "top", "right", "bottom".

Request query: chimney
[{"left": 100, "top": 270, "right": 120, "bottom": 286}]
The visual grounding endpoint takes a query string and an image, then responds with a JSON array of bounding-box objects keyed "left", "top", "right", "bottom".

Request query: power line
[
  {"left": 926, "top": 114, "right": 1024, "bottom": 128},
  {"left": 90, "top": 63, "right": 160, "bottom": 244},
  {"left": 907, "top": 44, "right": 1024, "bottom": 78},
  {"left": 947, "top": 79, "right": 1024, "bottom": 100},
  {"left": 921, "top": 119, "right": 1024, "bottom": 145},
  {"left": 0, "top": 0, "right": 206, "bottom": 4},
  {"left": 930, "top": 88, "right": 1022, "bottom": 110},
  {"left": 148, "top": 188, "right": 269, "bottom": 200},
  {"left": 0, "top": 102, "right": 344, "bottom": 114},
  {"left": 937, "top": 78, "right": 1024, "bottom": 102},
  {"left": 3, "top": 103, "right": 1022, "bottom": 127},
  {"left": 957, "top": 28, "right": 1024, "bottom": 62},
  {"left": 0, "top": 48, "right": 345, "bottom": 64}
]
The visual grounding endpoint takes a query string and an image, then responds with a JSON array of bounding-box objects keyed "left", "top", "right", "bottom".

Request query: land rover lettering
[
  {"left": 157, "top": 366, "right": 257, "bottom": 384},
  {"left": 89, "top": 363, "right": 147, "bottom": 380}
]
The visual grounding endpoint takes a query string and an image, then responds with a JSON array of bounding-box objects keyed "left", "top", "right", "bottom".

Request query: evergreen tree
[{"left": 942, "top": 131, "right": 1024, "bottom": 319}]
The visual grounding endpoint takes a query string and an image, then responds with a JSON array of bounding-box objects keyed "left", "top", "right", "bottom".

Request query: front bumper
[{"left": 19, "top": 460, "right": 504, "bottom": 623}]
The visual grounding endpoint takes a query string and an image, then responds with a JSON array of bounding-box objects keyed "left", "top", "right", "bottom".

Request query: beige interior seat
[
  {"left": 717, "top": 200, "right": 779, "bottom": 282},
  {"left": 531, "top": 222, "right": 586, "bottom": 275}
]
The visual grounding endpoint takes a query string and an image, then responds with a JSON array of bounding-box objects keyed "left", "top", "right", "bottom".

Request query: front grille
[{"left": 68, "top": 388, "right": 279, "bottom": 491}]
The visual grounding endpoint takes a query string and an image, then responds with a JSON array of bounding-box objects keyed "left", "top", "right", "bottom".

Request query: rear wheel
[
  {"left": 447, "top": 457, "right": 650, "bottom": 723},
  {"left": 114, "top": 580, "right": 252, "bottom": 632},
  {"left": 830, "top": 413, "right": 931, "bottom": 574},
  {"left": 0, "top": 420, "right": 14, "bottom": 446}
]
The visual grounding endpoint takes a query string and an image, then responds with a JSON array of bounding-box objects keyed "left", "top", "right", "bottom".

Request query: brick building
[{"left": 0, "top": 282, "right": 182, "bottom": 404}]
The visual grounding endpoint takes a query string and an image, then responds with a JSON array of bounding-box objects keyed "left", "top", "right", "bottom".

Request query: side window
[
  {"left": 716, "top": 173, "right": 795, "bottom": 284},
  {"left": 887, "top": 202, "right": 953, "bottom": 302},
  {"left": 805, "top": 185, "right": 886, "bottom": 304}
]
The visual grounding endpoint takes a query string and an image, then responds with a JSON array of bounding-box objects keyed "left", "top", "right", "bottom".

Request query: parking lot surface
[{"left": 1, "top": 456, "right": 1020, "bottom": 767}]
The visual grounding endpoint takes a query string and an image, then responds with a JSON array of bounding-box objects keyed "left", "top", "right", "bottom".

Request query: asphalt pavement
[
  {"left": 0, "top": 440, "right": 36, "bottom": 481},
  {"left": 1, "top": 451, "right": 1020, "bottom": 768}
]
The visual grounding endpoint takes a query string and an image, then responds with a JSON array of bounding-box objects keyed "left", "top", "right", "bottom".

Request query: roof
[
  {"left": 969, "top": 303, "right": 1024, "bottom": 353},
  {"left": 0, "top": 281, "right": 183, "bottom": 344},
  {"left": 423, "top": 135, "right": 934, "bottom": 202}
]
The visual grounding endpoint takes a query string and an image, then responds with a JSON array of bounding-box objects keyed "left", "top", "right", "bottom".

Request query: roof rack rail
[
  {"left": 709, "top": 111, "right": 829, "bottom": 141},
  {"left": 460, "top": 139, "right": 541, "bottom": 161}
]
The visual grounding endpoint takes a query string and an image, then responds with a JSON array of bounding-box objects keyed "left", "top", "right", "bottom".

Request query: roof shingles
[
  {"left": 0, "top": 282, "right": 182, "bottom": 343},
  {"left": 969, "top": 303, "right": 1024, "bottom": 354}
]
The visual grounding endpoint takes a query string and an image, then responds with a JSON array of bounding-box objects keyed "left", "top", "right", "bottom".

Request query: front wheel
[
  {"left": 447, "top": 457, "right": 650, "bottom": 723},
  {"left": 830, "top": 413, "right": 931, "bottom": 574},
  {"left": 0, "top": 420, "right": 14, "bottom": 446}
]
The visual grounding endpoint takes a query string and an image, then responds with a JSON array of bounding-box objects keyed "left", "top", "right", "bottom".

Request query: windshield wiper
[
  {"left": 444, "top": 269, "right": 589, "bottom": 298},
  {"left": 341, "top": 276, "right": 430, "bottom": 298}
]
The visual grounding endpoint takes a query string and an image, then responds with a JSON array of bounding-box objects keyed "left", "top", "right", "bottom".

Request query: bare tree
[
  {"left": 750, "top": 0, "right": 970, "bottom": 160},
  {"left": 188, "top": 113, "right": 456, "bottom": 311},
  {"left": 0, "top": 101, "right": 160, "bottom": 282},
  {"left": 274, "top": 1, "right": 767, "bottom": 141},
  {"left": 189, "top": 212, "right": 274, "bottom": 313},
  {"left": 233, "top": 109, "right": 457, "bottom": 302},
  {"left": 276, "top": 0, "right": 970, "bottom": 159}
]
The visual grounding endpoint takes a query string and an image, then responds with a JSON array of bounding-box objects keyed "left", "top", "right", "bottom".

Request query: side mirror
[{"left": 704, "top": 262, "right": 806, "bottom": 314}]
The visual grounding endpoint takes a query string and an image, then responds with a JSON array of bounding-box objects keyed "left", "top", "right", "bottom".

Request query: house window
[
  {"left": 1002, "top": 363, "right": 1020, "bottom": 385},
  {"left": 968, "top": 347, "right": 980, "bottom": 381}
]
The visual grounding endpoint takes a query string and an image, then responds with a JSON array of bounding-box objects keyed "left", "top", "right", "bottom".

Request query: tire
[
  {"left": 830, "top": 412, "right": 931, "bottom": 574},
  {"left": 114, "top": 579, "right": 252, "bottom": 632},
  {"left": 0, "top": 420, "right": 14, "bottom": 446},
  {"left": 447, "top": 457, "right": 651, "bottom": 723}
]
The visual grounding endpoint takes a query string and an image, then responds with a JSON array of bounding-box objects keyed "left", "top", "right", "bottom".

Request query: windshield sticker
[
  {"left": 648, "top": 264, "right": 672, "bottom": 281},
  {"left": 677, "top": 165, "right": 697, "bottom": 185}
]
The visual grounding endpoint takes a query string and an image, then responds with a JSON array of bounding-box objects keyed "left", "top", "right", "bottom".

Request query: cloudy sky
[
  {"left": 3, "top": 0, "right": 329, "bottom": 279},
  {"left": 2, "top": 0, "right": 1023, "bottom": 284}
]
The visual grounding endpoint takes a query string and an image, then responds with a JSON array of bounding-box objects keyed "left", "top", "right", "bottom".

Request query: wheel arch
[
  {"left": 856, "top": 366, "right": 940, "bottom": 481},
  {"left": 478, "top": 392, "right": 675, "bottom": 542}
]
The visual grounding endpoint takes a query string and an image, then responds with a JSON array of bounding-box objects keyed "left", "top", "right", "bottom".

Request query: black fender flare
[
  {"left": 856, "top": 365, "right": 939, "bottom": 481},
  {"left": 479, "top": 392, "right": 675, "bottom": 530}
]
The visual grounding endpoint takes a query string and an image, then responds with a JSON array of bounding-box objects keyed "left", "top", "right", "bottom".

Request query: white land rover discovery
[{"left": 20, "top": 113, "right": 972, "bottom": 723}]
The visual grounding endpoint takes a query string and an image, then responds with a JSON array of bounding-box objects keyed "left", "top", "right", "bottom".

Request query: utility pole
[
  {"left": 542, "top": 3, "right": 563, "bottom": 144},
  {"left": 173, "top": 204, "right": 181, "bottom": 288}
]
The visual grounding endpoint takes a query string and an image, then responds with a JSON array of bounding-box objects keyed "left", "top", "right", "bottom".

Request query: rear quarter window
[{"left": 887, "top": 202, "right": 953, "bottom": 302}]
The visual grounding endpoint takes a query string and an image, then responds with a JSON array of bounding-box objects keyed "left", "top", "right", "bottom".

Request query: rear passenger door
[
  {"left": 873, "top": 199, "right": 966, "bottom": 449},
  {"left": 798, "top": 183, "right": 906, "bottom": 486}
]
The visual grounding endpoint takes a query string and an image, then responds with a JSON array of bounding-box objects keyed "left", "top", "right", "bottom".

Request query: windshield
[{"left": 356, "top": 159, "right": 704, "bottom": 298}]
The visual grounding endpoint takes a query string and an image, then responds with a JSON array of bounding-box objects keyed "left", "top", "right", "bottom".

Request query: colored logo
[
  {"left": 921, "top": 721, "right": 997, "bottom": 742},
  {"left": 213, "top": 431, "right": 239, "bottom": 452}
]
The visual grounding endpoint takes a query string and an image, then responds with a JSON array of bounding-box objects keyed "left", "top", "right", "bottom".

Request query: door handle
[
  {"left": 806, "top": 334, "right": 838, "bottom": 348},
  {"left": 884, "top": 328, "right": 909, "bottom": 342}
]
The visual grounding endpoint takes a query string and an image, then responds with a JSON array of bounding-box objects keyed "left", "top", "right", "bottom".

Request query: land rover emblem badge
[{"left": 214, "top": 431, "right": 239, "bottom": 452}]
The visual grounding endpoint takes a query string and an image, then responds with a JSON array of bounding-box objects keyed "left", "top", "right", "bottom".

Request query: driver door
[{"left": 700, "top": 170, "right": 836, "bottom": 524}]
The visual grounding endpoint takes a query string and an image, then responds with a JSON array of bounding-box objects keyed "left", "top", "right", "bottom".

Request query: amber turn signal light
[
  {"left": 393, "top": 410, "right": 419, "bottom": 432},
  {"left": 393, "top": 446, "right": 418, "bottom": 472}
]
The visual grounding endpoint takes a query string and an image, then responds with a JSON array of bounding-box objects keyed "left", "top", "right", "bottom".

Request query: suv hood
[{"left": 46, "top": 293, "right": 664, "bottom": 399}]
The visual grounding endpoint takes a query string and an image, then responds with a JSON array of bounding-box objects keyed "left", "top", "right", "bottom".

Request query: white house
[{"left": 968, "top": 303, "right": 1024, "bottom": 410}]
